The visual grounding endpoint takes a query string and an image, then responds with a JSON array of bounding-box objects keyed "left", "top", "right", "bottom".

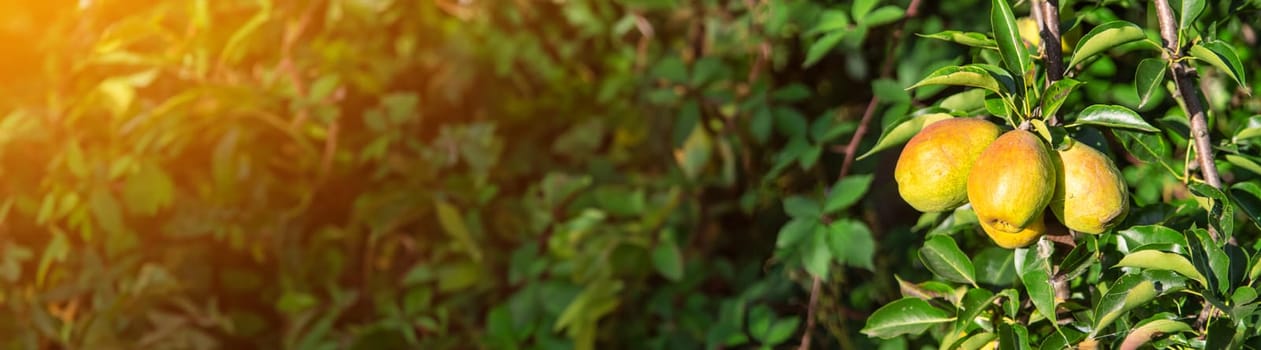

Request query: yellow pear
[
  {"left": 894, "top": 118, "right": 1002, "bottom": 212},
  {"left": 1017, "top": 17, "right": 1042, "bottom": 50},
  {"left": 979, "top": 211, "right": 1048, "bottom": 249},
  {"left": 968, "top": 130, "right": 1056, "bottom": 248},
  {"left": 1051, "top": 138, "right": 1129, "bottom": 234},
  {"left": 1017, "top": 16, "right": 1078, "bottom": 54}
]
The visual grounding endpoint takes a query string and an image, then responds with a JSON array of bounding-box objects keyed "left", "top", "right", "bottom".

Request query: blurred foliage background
[{"left": 0, "top": 0, "right": 1257, "bottom": 349}]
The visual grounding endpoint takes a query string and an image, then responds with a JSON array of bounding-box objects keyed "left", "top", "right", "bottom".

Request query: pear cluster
[{"left": 894, "top": 118, "right": 1129, "bottom": 249}]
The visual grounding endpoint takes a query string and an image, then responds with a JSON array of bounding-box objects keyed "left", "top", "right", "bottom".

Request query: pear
[
  {"left": 979, "top": 211, "right": 1048, "bottom": 249},
  {"left": 894, "top": 118, "right": 1002, "bottom": 212},
  {"left": 968, "top": 130, "right": 1056, "bottom": 248},
  {"left": 1051, "top": 138, "right": 1129, "bottom": 234}
]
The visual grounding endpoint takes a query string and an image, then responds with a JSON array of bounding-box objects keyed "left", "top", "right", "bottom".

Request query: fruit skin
[
  {"left": 1017, "top": 17, "right": 1077, "bottom": 53},
  {"left": 1051, "top": 138, "right": 1129, "bottom": 234},
  {"left": 894, "top": 118, "right": 1002, "bottom": 212},
  {"left": 967, "top": 130, "right": 1056, "bottom": 248},
  {"left": 979, "top": 211, "right": 1048, "bottom": 249}
]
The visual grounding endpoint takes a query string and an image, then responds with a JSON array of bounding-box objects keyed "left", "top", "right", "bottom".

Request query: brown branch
[
  {"left": 1032, "top": 0, "right": 1064, "bottom": 125},
  {"left": 1154, "top": 0, "right": 1224, "bottom": 253},
  {"left": 1152, "top": 0, "right": 1222, "bottom": 190},
  {"left": 799, "top": 0, "right": 923, "bottom": 349},
  {"left": 1153, "top": 0, "right": 1227, "bottom": 332}
]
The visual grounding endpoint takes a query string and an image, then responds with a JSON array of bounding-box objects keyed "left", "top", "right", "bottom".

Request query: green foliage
[
  {"left": 858, "top": 0, "right": 1261, "bottom": 348},
  {"left": 0, "top": 0, "right": 1258, "bottom": 348}
]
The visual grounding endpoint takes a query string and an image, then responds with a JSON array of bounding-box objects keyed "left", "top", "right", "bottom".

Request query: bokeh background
[{"left": 0, "top": 0, "right": 1258, "bottom": 349}]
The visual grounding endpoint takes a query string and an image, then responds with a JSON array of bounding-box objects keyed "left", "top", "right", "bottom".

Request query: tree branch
[
  {"left": 1031, "top": 0, "right": 1064, "bottom": 125},
  {"left": 799, "top": 0, "right": 922, "bottom": 349},
  {"left": 1152, "top": 0, "right": 1222, "bottom": 190}
]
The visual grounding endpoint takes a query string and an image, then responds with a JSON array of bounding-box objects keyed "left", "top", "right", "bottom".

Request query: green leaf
[
  {"left": 690, "top": 57, "right": 730, "bottom": 86},
  {"left": 1232, "top": 286, "right": 1258, "bottom": 305},
  {"left": 1120, "top": 318, "right": 1192, "bottom": 350},
  {"left": 896, "top": 276, "right": 956, "bottom": 302},
  {"left": 783, "top": 196, "right": 821, "bottom": 218},
  {"left": 773, "top": 84, "right": 812, "bottom": 102},
  {"left": 652, "top": 238, "right": 684, "bottom": 282},
  {"left": 1189, "top": 182, "right": 1236, "bottom": 240},
  {"left": 974, "top": 247, "right": 1017, "bottom": 286},
  {"left": 800, "top": 145, "right": 823, "bottom": 170},
  {"left": 277, "top": 291, "right": 319, "bottom": 314},
  {"left": 860, "top": 298, "right": 955, "bottom": 339},
  {"left": 1092, "top": 273, "right": 1158, "bottom": 337},
  {"left": 1114, "top": 129, "right": 1176, "bottom": 175},
  {"left": 957, "top": 332, "right": 998, "bottom": 349},
  {"left": 1070, "top": 104, "right": 1158, "bottom": 132},
  {"left": 852, "top": 0, "right": 878, "bottom": 19},
  {"left": 872, "top": 79, "right": 910, "bottom": 103},
  {"left": 811, "top": 9, "right": 850, "bottom": 33},
  {"left": 1187, "top": 228, "right": 1230, "bottom": 296},
  {"left": 90, "top": 188, "right": 125, "bottom": 238},
  {"left": 1116, "top": 250, "right": 1207, "bottom": 285},
  {"left": 825, "top": 175, "right": 873, "bottom": 213},
  {"left": 954, "top": 288, "right": 998, "bottom": 331},
  {"left": 1233, "top": 115, "right": 1261, "bottom": 143},
  {"left": 435, "top": 200, "right": 484, "bottom": 262},
  {"left": 1019, "top": 256, "right": 1057, "bottom": 330},
  {"left": 1058, "top": 236, "right": 1100, "bottom": 281},
  {"left": 1177, "top": 0, "right": 1206, "bottom": 30},
  {"left": 918, "top": 236, "right": 977, "bottom": 286},
  {"left": 308, "top": 74, "right": 340, "bottom": 102},
  {"left": 776, "top": 218, "right": 816, "bottom": 249},
  {"left": 907, "top": 65, "right": 1010, "bottom": 94},
  {"left": 1230, "top": 182, "right": 1261, "bottom": 231},
  {"left": 804, "top": 32, "right": 846, "bottom": 68},
  {"left": 751, "top": 105, "right": 773, "bottom": 144},
  {"left": 917, "top": 31, "right": 997, "bottom": 49},
  {"left": 828, "top": 219, "right": 875, "bottom": 271},
  {"left": 220, "top": 1, "right": 271, "bottom": 64},
  {"left": 1135, "top": 58, "right": 1167, "bottom": 109},
  {"left": 1118, "top": 225, "right": 1187, "bottom": 252},
  {"left": 1040, "top": 78, "right": 1083, "bottom": 119},
  {"left": 802, "top": 226, "right": 833, "bottom": 278},
  {"left": 1069, "top": 21, "right": 1155, "bottom": 69},
  {"left": 862, "top": 6, "right": 905, "bottom": 27},
  {"left": 64, "top": 141, "right": 88, "bottom": 179},
  {"left": 775, "top": 107, "right": 809, "bottom": 137},
  {"left": 985, "top": 98, "right": 1009, "bottom": 118},
  {"left": 1205, "top": 319, "right": 1237, "bottom": 349},
  {"left": 676, "top": 109, "right": 713, "bottom": 179},
  {"left": 857, "top": 113, "right": 953, "bottom": 160},
  {"left": 765, "top": 318, "right": 800, "bottom": 345},
  {"left": 990, "top": 0, "right": 1030, "bottom": 77},
  {"left": 939, "top": 90, "right": 989, "bottom": 114},
  {"left": 997, "top": 322, "right": 1031, "bottom": 350},
  {"left": 123, "top": 162, "right": 176, "bottom": 216},
  {"left": 36, "top": 230, "right": 68, "bottom": 287},
  {"left": 651, "top": 56, "right": 689, "bottom": 83},
  {"left": 1227, "top": 154, "right": 1261, "bottom": 176},
  {"left": 1189, "top": 41, "right": 1248, "bottom": 87}
]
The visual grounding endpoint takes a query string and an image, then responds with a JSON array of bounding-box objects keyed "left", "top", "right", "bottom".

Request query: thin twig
[{"left": 799, "top": 0, "right": 923, "bottom": 348}]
